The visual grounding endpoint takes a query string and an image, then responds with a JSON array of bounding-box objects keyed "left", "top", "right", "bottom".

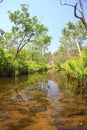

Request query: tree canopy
[
  {"left": 0, "top": 4, "right": 52, "bottom": 76},
  {"left": 7, "top": 4, "right": 52, "bottom": 59},
  {"left": 59, "top": 21, "right": 87, "bottom": 57}
]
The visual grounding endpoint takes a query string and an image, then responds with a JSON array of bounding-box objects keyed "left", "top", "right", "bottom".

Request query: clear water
[{"left": 0, "top": 72, "right": 87, "bottom": 130}]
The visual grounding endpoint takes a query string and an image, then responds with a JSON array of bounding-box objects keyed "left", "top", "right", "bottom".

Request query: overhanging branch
[
  {"left": 0, "top": 0, "right": 4, "bottom": 3},
  {"left": 74, "top": 3, "right": 82, "bottom": 20},
  {"left": 59, "top": 0, "right": 87, "bottom": 30},
  {"left": 59, "top": 0, "right": 82, "bottom": 13}
]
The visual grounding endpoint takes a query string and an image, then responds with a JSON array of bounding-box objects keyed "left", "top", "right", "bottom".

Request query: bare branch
[
  {"left": 79, "top": 0, "right": 84, "bottom": 13},
  {"left": 59, "top": 0, "right": 82, "bottom": 13},
  {"left": 0, "top": 0, "right": 4, "bottom": 3},
  {"left": 74, "top": 3, "right": 87, "bottom": 30},
  {"left": 78, "top": 0, "right": 86, "bottom": 23},
  {"left": 59, "top": 0, "right": 87, "bottom": 30},
  {"left": 74, "top": 3, "right": 82, "bottom": 20}
]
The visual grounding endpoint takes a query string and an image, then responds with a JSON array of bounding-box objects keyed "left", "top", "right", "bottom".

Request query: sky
[{"left": 0, "top": 0, "right": 82, "bottom": 53}]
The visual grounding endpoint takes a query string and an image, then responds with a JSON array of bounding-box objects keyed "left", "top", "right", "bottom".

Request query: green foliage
[
  {"left": 58, "top": 21, "right": 87, "bottom": 59},
  {"left": 0, "top": 48, "right": 51, "bottom": 76},
  {"left": 39, "top": 62, "right": 51, "bottom": 72},
  {"left": 27, "top": 60, "right": 40, "bottom": 73},
  {"left": 7, "top": 4, "right": 52, "bottom": 58},
  {"left": 55, "top": 21, "right": 87, "bottom": 81},
  {"left": 82, "top": 50, "right": 87, "bottom": 63},
  {"left": 61, "top": 50, "right": 87, "bottom": 79},
  {"left": 0, "top": 4, "right": 51, "bottom": 77},
  {"left": 26, "top": 61, "right": 50, "bottom": 74},
  {"left": 0, "top": 48, "right": 15, "bottom": 76}
]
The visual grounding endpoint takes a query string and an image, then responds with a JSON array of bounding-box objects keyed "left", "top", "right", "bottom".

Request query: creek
[{"left": 0, "top": 72, "right": 87, "bottom": 130}]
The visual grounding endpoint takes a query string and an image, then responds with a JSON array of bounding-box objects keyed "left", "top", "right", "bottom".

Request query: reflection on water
[
  {"left": 48, "top": 80, "right": 59, "bottom": 103},
  {"left": 0, "top": 72, "right": 87, "bottom": 130}
]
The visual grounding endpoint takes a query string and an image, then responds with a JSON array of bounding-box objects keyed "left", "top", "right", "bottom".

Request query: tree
[
  {"left": 8, "top": 4, "right": 51, "bottom": 59},
  {"left": 59, "top": 21, "right": 87, "bottom": 58},
  {"left": 33, "top": 25, "right": 52, "bottom": 59},
  {"left": 0, "top": 29, "right": 15, "bottom": 52},
  {"left": 27, "top": 33, "right": 52, "bottom": 63},
  {"left": 60, "top": 0, "right": 87, "bottom": 30}
]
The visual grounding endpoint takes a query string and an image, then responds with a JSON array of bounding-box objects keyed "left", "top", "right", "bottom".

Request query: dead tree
[
  {"left": 0, "top": 0, "right": 4, "bottom": 3},
  {"left": 60, "top": 0, "right": 87, "bottom": 30}
]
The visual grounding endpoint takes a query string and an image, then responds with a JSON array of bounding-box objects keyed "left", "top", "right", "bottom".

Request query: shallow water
[{"left": 0, "top": 73, "right": 87, "bottom": 130}]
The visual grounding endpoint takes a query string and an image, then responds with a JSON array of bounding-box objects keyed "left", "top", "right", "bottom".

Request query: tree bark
[
  {"left": 0, "top": 0, "right": 4, "bottom": 3},
  {"left": 60, "top": 0, "right": 87, "bottom": 30},
  {"left": 77, "top": 42, "right": 82, "bottom": 57}
]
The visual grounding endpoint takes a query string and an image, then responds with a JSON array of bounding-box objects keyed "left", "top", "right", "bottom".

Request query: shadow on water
[{"left": 0, "top": 72, "right": 87, "bottom": 130}]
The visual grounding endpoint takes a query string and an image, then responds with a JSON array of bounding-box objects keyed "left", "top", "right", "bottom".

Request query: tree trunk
[
  {"left": 77, "top": 42, "right": 82, "bottom": 57},
  {"left": 60, "top": 0, "right": 87, "bottom": 30}
]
